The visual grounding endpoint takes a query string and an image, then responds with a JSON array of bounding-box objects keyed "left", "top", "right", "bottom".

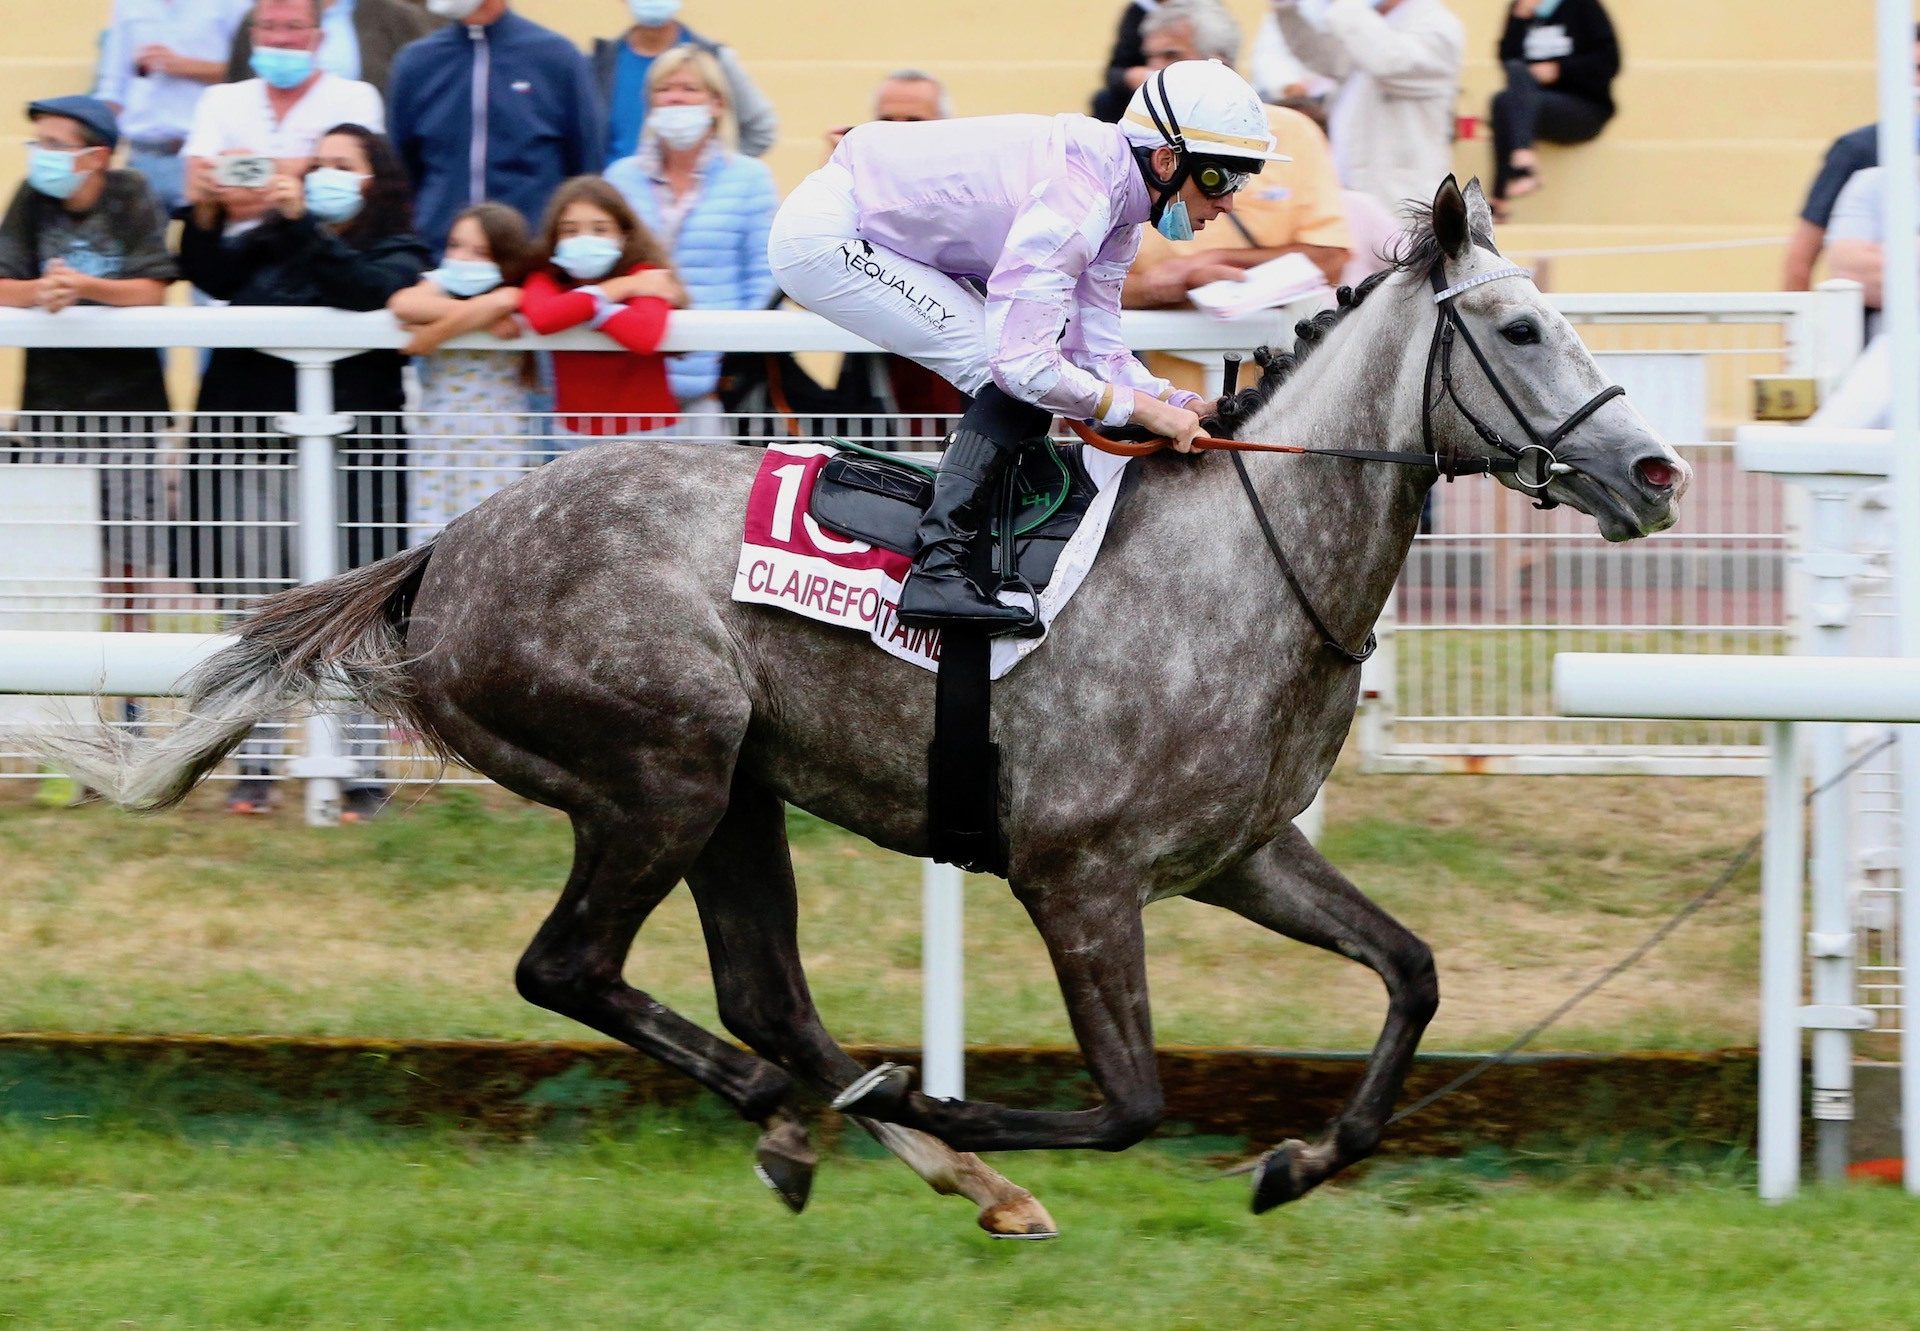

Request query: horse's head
[{"left": 1417, "top": 175, "right": 1690, "bottom": 542}]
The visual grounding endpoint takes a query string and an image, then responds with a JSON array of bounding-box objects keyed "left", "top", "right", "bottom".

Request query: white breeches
[{"left": 767, "top": 163, "right": 995, "bottom": 398}]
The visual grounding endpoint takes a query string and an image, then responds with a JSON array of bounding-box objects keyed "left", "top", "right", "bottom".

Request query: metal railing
[{"left": 0, "top": 288, "right": 1866, "bottom": 801}]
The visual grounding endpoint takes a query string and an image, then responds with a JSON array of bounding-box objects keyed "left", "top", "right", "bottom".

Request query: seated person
[{"left": 1491, "top": 0, "right": 1620, "bottom": 217}]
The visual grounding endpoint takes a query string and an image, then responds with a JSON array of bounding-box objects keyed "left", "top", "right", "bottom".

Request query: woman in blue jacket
[{"left": 605, "top": 43, "right": 777, "bottom": 439}]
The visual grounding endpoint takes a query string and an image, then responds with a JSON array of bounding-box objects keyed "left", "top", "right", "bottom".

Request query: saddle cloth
[{"left": 731, "top": 441, "right": 1130, "bottom": 679}]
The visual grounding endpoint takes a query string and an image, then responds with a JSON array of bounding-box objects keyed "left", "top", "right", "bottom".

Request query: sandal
[{"left": 1504, "top": 162, "right": 1541, "bottom": 201}]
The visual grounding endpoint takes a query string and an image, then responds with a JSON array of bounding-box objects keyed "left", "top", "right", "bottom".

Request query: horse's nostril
[{"left": 1636, "top": 458, "right": 1678, "bottom": 491}]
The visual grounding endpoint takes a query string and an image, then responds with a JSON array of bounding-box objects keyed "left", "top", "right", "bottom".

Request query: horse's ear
[
  {"left": 1462, "top": 177, "right": 1495, "bottom": 244},
  {"left": 1430, "top": 174, "right": 1469, "bottom": 261}
]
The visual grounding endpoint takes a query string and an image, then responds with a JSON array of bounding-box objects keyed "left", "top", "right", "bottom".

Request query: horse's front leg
[
  {"left": 1189, "top": 824, "right": 1439, "bottom": 1211},
  {"left": 837, "top": 883, "right": 1164, "bottom": 1153}
]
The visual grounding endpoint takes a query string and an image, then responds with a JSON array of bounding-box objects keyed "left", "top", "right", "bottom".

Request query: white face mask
[
  {"left": 648, "top": 104, "right": 713, "bottom": 151},
  {"left": 553, "top": 234, "right": 623, "bottom": 281},
  {"left": 426, "top": 0, "right": 485, "bottom": 19},
  {"left": 432, "top": 259, "right": 504, "bottom": 297}
]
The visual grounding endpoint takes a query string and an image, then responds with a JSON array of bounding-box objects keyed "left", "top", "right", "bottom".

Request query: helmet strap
[{"left": 1135, "top": 68, "right": 1193, "bottom": 224}]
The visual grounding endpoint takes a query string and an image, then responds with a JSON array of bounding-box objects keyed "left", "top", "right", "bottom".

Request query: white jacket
[{"left": 1274, "top": 0, "right": 1464, "bottom": 216}]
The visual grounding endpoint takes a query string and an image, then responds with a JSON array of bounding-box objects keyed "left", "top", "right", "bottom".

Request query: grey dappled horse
[{"left": 48, "top": 179, "right": 1689, "bottom": 1237}]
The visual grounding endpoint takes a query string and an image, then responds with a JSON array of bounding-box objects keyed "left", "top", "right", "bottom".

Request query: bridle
[
  {"left": 1421, "top": 256, "right": 1624, "bottom": 511},
  {"left": 1072, "top": 252, "right": 1630, "bottom": 666}
]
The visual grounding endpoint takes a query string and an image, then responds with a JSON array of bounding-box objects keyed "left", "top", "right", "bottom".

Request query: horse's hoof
[
  {"left": 830, "top": 1061, "right": 913, "bottom": 1117},
  {"left": 753, "top": 1121, "right": 817, "bottom": 1214},
  {"left": 978, "top": 1192, "right": 1060, "bottom": 1241},
  {"left": 1250, "top": 1141, "right": 1311, "bottom": 1214}
]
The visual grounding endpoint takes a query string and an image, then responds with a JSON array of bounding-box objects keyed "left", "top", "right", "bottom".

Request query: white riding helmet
[{"left": 1120, "top": 59, "right": 1287, "bottom": 165}]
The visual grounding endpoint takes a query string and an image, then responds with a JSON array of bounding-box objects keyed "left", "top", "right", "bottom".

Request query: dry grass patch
[{"left": 0, "top": 769, "right": 1766, "bottom": 1050}]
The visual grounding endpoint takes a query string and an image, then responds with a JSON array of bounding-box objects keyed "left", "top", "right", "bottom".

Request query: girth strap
[{"left": 927, "top": 627, "right": 1005, "bottom": 874}]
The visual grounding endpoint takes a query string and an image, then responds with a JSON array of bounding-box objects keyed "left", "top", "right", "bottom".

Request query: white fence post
[
  {"left": 1760, "top": 719, "right": 1807, "bottom": 1202},
  {"left": 921, "top": 859, "right": 965, "bottom": 1100},
  {"left": 273, "top": 351, "right": 357, "bottom": 827}
]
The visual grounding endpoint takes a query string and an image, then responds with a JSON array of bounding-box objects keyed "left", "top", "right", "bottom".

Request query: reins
[{"left": 1065, "top": 255, "right": 1626, "bottom": 666}]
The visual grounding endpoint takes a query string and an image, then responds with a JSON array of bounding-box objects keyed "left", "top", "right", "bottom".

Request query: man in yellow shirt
[{"left": 1123, "top": 1, "right": 1350, "bottom": 309}]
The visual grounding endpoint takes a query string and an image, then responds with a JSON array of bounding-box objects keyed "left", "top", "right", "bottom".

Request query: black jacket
[
  {"left": 178, "top": 211, "right": 431, "bottom": 415},
  {"left": 1090, "top": 2, "right": 1148, "bottom": 123},
  {"left": 1499, "top": 0, "right": 1621, "bottom": 117}
]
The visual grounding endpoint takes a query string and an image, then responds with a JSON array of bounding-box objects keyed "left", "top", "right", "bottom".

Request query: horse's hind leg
[
  {"left": 684, "top": 776, "right": 1057, "bottom": 1238},
  {"left": 1189, "top": 824, "right": 1440, "bottom": 1212},
  {"left": 834, "top": 877, "right": 1166, "bottom": 1154},
  {"left": 514, "top": 805, "right": 796, "bottom": 1127}
]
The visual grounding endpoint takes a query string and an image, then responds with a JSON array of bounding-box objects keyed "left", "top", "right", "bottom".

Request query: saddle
[
  {"left": 808, "top": 436, "right": 1114, "bottom": 879},
  {"left": 808, "top": 438, "right": 1105, "bottom": 592}
]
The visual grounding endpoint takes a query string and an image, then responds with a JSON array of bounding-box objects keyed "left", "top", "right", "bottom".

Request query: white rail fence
[{"left": 0, "top": 288, "right": 1863, "bottom": 800}]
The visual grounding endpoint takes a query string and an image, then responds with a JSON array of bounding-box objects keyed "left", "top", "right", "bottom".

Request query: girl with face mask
[
  {"left": 518, "top": 176, "right": 687, "bottom": 445},
  {"left": 175, "top": 122, "right": 431, "bottom": 817},
  {"left": 603, "top": 45, "right": 778, "bottom": 441},
  {"left": 389, "top": 202, "right": 538, "bottom": 541}
]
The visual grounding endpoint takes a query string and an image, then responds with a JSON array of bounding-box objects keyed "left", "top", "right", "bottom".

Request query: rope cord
[{"left": 1385, "top": 730, "right": 1899, "bottom": 1128}]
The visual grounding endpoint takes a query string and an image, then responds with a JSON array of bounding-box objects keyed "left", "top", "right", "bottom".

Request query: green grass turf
[
  {"left": 0, "top": 769, "right": 1772, "bottom": 1052},
  {"left": 0, "top": 1123, "right": 1913, "bottom": 1331}
]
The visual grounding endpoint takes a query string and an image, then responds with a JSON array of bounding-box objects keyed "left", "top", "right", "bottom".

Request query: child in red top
[{"left": 519, "top": 176, "right": 687, "bottom": 440}]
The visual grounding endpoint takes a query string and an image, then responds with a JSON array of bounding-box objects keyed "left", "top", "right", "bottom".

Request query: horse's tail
[{"left": 41, "top": 542, "right": 438, "bottom": 812}]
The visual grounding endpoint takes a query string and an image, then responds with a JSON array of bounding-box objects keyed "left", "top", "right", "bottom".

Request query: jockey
[{"left": 767, "top": 59, "right": 1285, "bottom": 633}]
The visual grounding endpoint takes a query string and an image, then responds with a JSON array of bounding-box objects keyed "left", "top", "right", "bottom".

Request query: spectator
[
  {"left": 227, "top": 0, "right": 440, "bottom": 100},
  {"left": 387, "top": 0, "right": 601, "bottom": 255},
  {"left": 518, "top": 176, "right": 684, "bottom": 444},
  {"left": 1089, "top": 0, "right": 1153, "bottom": 123},
  {"left": 1250, "top": 10, "right": 1336, "bottom": 106},
  {"left": 1272, "top": 0, "right": 1464, "bottom": 214},
  {"left": 605, "top": 45, "right": 776, "bottom": 437},
  {"left": 1124, "top": 0, "right": 1350, "bottom": 316},
  {"left": 592, "top": 2, "right": 776, "bottom": 166},
  {"left": 1783, "top": 28, "right": 1920, "bottom": 291},
  {"left": 184, "top": 0, "right": 383, "bottom": 222},
  {"left": 1338, "top": 187, "right": 1399, "bottom": 287},
  {"left": 0, "top": 95, "right": 175, "bottom": 628},
  {"left": 177, "top": 123, "right": 429, "bottom": 815},
  {"left": 1490, "top": 0, "right": 1619, "bottom": 218},
  {"left": 390, "top": 202, "right": 535, "bottom": 540},
  {"left": 1823, "top": 164, "right": 1916, "bottom": 340},
  {"left": 824, "top": 69, "right": 950, "bottom": 155},
  {"left": 93, "top": 0, "right": 252, "bottom": 212}
]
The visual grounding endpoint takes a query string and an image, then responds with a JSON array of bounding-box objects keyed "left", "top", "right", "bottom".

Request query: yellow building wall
[{"left": 0, "top": 0, "right": 1895, "bottom": 299}]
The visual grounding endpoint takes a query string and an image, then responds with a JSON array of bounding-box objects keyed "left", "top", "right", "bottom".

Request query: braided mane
[{"left": 1203, "top": 203, "right": 1497, "bottom": 441}]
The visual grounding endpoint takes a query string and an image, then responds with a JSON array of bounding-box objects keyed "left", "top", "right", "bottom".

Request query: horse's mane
[{"left": 1205, "top": 202, "right": 1498, "bottom": 441}]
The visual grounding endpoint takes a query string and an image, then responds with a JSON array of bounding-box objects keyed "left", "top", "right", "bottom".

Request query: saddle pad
[
  {"left": 732, "top": 442, "right": 1131, "bottom": 679},
  {"left": 810, "top": 443, "right": 1098, "bottom": 591}
]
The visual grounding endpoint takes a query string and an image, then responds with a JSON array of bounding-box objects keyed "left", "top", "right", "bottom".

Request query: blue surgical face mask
[
  {"left": 26, "top": 145, "right": 86, "bottom": 200},
  {"left": 627, "top": 0, "right": 681, "bottom": 26},
  {"left": 304, "top": 167, "right": 367, "bottom": 223},
  {"left": 250, "top": 45, "right": 315, "bottom": 90},
  {"left": 432, "top": 258, "right": 504, "bottom": 297},
  {"left": 1531, "top": 0, "right": 1565, "bottom": 16},
  {"left": 648, "top": 104, "right": 713, "bottom": 151},
  {"left": 553, "top": 234, "right": 623, "bottom": 281},
  {"left": 1155, "top": 198, "right": 1194, "bottom": 243}
]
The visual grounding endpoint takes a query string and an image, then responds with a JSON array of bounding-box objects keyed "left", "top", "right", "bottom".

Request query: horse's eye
[{"left": 1501, "top": 320, "right": 1540, "bottom": 346}]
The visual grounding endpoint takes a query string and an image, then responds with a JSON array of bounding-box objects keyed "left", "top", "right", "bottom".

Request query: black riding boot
[{"left": 897, "top": 427, "right": 1034, "bottom": 632}]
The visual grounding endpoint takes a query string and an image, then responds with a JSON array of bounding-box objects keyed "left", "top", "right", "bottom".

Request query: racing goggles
[{"left": 1190, "top": 155, "right": 1254, "bottom": 199}]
